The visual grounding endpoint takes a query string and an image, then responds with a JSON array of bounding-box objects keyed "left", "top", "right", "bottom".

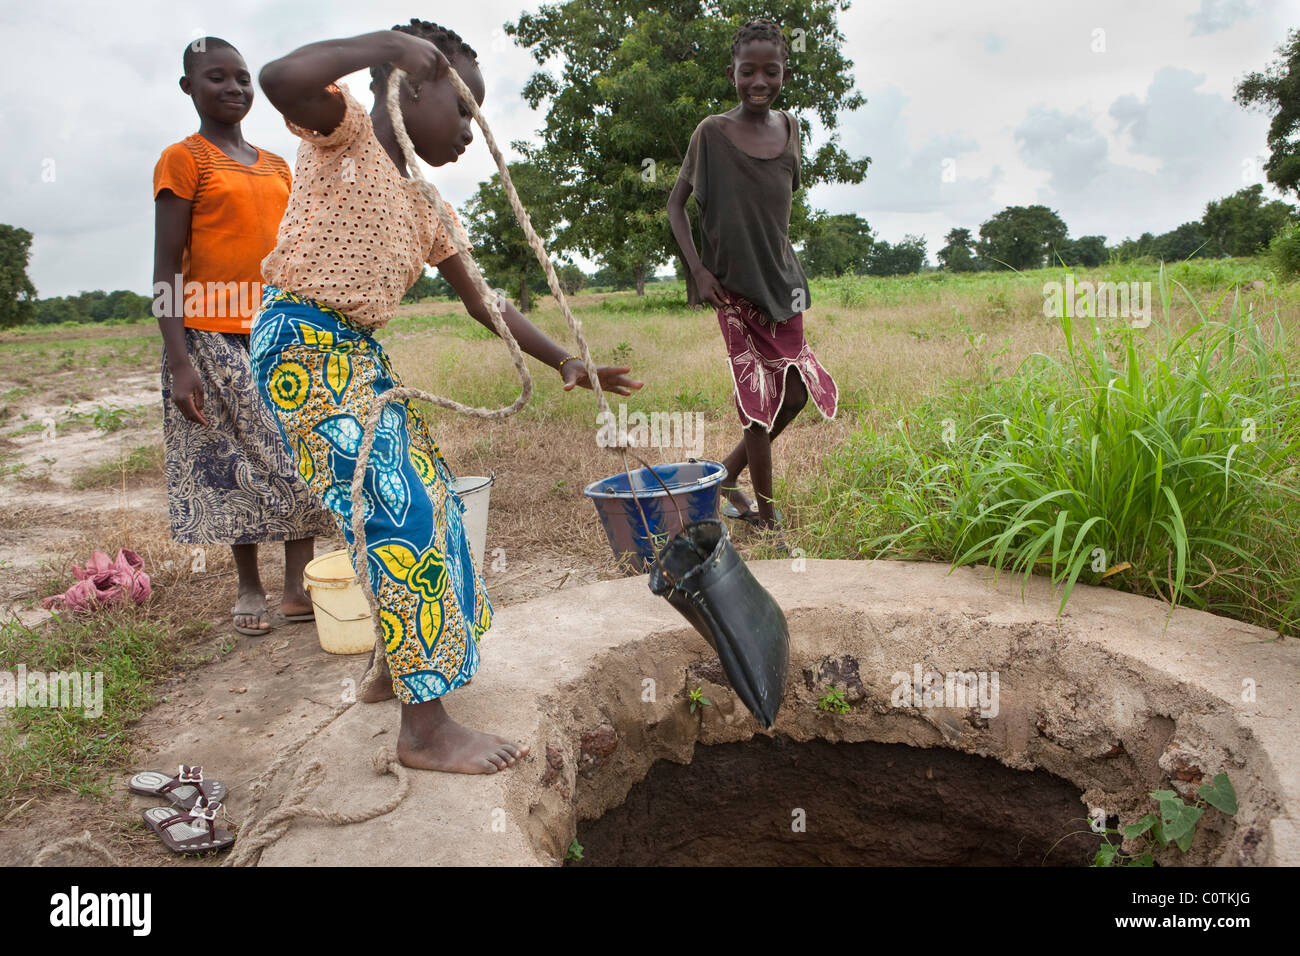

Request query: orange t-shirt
[{"left": 153, "top": 135, "right": 292, "bottom": 333}]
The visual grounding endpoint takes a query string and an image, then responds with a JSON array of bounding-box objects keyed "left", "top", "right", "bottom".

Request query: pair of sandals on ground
[
  {"left": 128, "top": 765, "right": 234, "bottom": 854},
  {"left": 721, "top": 484, "right": 789, "bottom": 554}
]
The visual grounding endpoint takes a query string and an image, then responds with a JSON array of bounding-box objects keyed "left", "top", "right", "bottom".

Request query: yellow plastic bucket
[{"left": 303, "top": 549, "right": 374, "bottom": 655}]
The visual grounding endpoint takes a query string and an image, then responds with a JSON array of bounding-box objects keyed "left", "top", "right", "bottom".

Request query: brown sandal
[
  {"left": 128, "top": 765, "right": 227, "bottom": 810},
  {"left": 143, "top": 796, "right": 234, "bottom": 854}
]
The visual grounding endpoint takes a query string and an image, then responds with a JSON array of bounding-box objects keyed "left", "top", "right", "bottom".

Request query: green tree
[
  {"left": 865, "top": 234, "right": 927, "bottom": 275},
  {"left": 1051, "top": 235, "right": 1107, "bottom": 268},
  {"left": 0, "top": 225, "right": 38, "bottom": 329},
  {"left": 977, "top": 205, "right": 1068, "bottom": 271},
  {"left": 591, "top": 264, "right": 635, "bottom": 290},
  {"left": 937, "top": 227, "right": 980, "bottom": 272},
  {"left": 556, "top": 263, "right": 586, "bottom": 296},
  {"left": 461, "top": 162, "right": 562, "bottom": 313},
  {"left": 1201, "top": 184, "right": 1297, "bottom": 257},
  {"left": 1235, "top": 28, "right": 1300, "bottom": 201},
  {"left": 802, "top": 212, "right": 873, "bottom": 277},
  {"left": 505, "top": 0, "right": 870, "bottom": 302},
  {"left": 1110, "top": 232, "right": 1158, "bottom": 262},
  {"left": 403, "top": 271, "right": 455, "bottom": 302},
  {"left": 1152, "top": 222, "right": 1211, "bottom": 261}
]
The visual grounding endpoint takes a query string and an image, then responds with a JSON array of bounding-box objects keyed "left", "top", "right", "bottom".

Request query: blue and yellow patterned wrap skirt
[{"left": 250, "top": 286, "right": 492, "bottom": 704}]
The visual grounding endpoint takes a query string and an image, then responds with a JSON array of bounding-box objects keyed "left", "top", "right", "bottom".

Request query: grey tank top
[{"left": 676, "top": 110, "right": 810, "bottom": 324}]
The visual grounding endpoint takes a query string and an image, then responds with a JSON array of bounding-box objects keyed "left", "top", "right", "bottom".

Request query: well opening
[
  {"left": 526, "top": 601, "right": 1266, "bottom": 867},
  {"left": 567, "top": 735, "right": 1097, "bottom": 866}
]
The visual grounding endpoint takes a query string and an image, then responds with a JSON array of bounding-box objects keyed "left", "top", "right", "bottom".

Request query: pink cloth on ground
[
  {"left": 716, "top": 287, "right": 838, "bottom": 431},
  {"left": 41, "top": 549, "right": 152, "bottom": 613}
]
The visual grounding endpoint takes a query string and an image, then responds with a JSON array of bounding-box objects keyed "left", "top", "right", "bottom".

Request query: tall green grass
[{"left": 806, "top": 265, "right": 1300, "bottom": 635}]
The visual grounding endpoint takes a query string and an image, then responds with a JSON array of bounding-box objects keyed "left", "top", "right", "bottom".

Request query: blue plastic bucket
[{"left": 583, "top": 459, "right": 727, "bottom": 572}]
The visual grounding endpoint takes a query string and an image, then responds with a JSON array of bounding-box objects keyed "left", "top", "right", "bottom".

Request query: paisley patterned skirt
[
  {"left": 250, "top": 286, "right": 492, "bottom": 704},
  {"left": 161, "top": 329, "right": 336, "bottom": 545}
]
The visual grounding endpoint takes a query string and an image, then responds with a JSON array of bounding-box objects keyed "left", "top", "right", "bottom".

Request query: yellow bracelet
[{"left": 558, "top": 355, "right": 582, "bottom": 372}]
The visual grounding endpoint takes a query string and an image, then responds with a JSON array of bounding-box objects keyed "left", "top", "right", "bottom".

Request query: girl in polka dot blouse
[{"left": 253, "top": 19, "right": 642, "bottom": 776}]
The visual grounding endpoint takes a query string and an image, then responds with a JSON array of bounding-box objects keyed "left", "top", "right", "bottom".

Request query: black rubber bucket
[{"left": 648, "top": 520, "right": 789, "bottom": 728}]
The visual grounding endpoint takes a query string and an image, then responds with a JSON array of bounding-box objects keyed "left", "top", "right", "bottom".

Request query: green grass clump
[
  {"left": 807, "top": 265, "right": 1300, "bottom": 635},
  {"left": 71, "top": 444, "right": 163, "bottom": 490},
  {"left": 0, "top": 608, "right": 189, "bottom": 807}
]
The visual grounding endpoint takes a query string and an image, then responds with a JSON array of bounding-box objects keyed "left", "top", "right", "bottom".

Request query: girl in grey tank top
[{"left": 667, "top": 18, "right": 839, "bottom": 542}]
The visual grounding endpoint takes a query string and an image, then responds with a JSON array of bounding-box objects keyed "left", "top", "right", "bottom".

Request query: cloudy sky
[{"left": 1, "top": 0, "right": 1296, "bottom": 297}]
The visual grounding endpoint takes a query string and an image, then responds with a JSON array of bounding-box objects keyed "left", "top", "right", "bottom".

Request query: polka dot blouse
[{"left": 261, "top": 82, "right": 468, "bottom": 329}]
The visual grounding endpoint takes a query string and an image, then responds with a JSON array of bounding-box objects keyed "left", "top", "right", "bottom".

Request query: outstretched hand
[{"left": 561, "top": 361, "right": 643, "bottom": 397}]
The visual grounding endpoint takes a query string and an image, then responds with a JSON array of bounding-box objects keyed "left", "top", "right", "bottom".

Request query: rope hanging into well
[{"left": 352, "top": 68, "right": 629, "bottom": 687}]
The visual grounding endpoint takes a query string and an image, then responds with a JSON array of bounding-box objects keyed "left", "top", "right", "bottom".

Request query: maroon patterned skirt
[{"left": 715, "top": 288, "right": 838, "bottom": 431}]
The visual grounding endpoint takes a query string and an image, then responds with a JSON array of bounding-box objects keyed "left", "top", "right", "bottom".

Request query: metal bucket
[{"left": 448, "top": 472, "right": 494, "bottom": 573}]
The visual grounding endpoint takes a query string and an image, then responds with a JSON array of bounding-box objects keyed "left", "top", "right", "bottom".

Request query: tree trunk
[
  {"left": 519, "top": 276, "right": 530, "bottom": 314},
  {"left": 634, "top": 262, "right": 646, "bottom": 296}
]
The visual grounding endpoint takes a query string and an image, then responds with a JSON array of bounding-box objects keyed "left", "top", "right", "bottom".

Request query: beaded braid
[
  {"left": 369, "top": 18, "right": 479, "bottom": 88},
  {"left": 731, "top": 17, "right": 789, "bottom": 63}
]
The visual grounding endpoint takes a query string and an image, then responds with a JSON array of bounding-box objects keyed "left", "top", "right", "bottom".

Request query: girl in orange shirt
[{"left": 153, "top": 37, "right": 335, "bottom": 636}]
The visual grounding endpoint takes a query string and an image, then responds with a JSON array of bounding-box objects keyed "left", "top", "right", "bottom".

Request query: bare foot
[
  {"left": 232, "top": 591, "right": 272, "bottom": 635},
  {"left": 359, "top": 646, "right": 395, "bottom": 703},
  {"left": 397, "top": 698, "right": 529, "bottom": 774}
]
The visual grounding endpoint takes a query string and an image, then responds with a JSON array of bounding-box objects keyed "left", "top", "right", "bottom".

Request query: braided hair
[
  {"left": 182, "top": 37, "right": 238, "bottom": 76},
  {"left": 731, "top": 18, "right": 789, "bottom": 63},
  {"left": 370, "top": 19, "right": 478, "bottom": 88}
]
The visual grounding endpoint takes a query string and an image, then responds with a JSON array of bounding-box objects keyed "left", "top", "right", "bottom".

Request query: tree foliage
[
  {"left": 865, "top": 234, "right": 926, "bottom": 276},
  {"left": 461, "top": 162, "right": 564, "bottom": 313},
  {"left": 33, "top": 290, "right": 153, "bottom": 325},
  {"left": 937, "top": 227, "right": 981, "bottom": 272},
  {"left": 402, "top": 271, "right": 456, "bottom": 302},
  {"left": 1235, "top": 28, "right": 1300, "bottom": 201},
  {"left": 976, "top": 205, "right": 1068, "bottom": 271},
  {"left": 1051, "top": 235, "right": 1107, "bottom": 268},
  {"left": 1201, "top": 184, "right": 1297, "bottom": 257},
  {"left": 0, "top": 224, "right": 38, "bottom": 329},
  {"left": 802, "top": 211, "right": 873, "bottom": 277}
]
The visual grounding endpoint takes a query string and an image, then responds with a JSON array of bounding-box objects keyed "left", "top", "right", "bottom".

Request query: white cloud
[{"left": 1188, "top": 0, "right": 1262, "bottom": 36}]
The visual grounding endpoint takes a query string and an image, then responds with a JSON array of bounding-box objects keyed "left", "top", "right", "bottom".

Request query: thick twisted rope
[
  {"left": 33, "top": 830, "right": 119, "bottom": 867},
  {"left": 225, "top": 746, "right": 409, "bottom": 867},
  {"left": 351, "top": 68, "right": 627, "bottom": 691}
]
